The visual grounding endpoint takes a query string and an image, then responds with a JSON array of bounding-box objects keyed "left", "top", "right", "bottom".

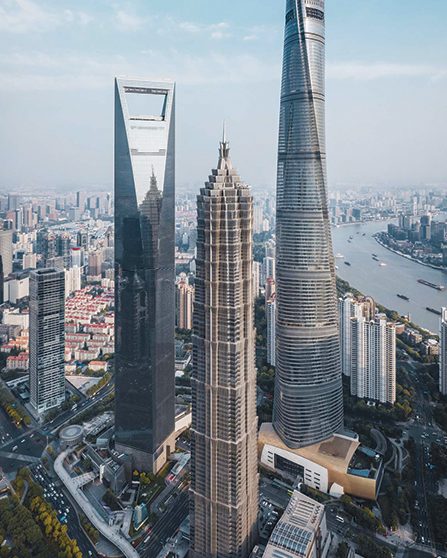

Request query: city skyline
[
  {"left": 0, "top": 1, "right": 446, "bottom": 557},
  {"left": 0, "top": 0, "right": 446, "bottom": 190}
]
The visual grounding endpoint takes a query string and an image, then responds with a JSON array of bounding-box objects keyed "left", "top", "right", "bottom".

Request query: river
[{"left": 332, "top": 221, "right": 447, "bottom": 333}]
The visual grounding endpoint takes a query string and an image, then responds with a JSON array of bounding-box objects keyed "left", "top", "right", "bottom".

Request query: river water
[{"left": 332, "top": 221, "right": 447, "bottom": 333}]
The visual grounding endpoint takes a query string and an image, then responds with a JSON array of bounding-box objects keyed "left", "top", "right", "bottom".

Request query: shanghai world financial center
[{"left": 114, "top": 79, "right": 176, "bottom": 473}]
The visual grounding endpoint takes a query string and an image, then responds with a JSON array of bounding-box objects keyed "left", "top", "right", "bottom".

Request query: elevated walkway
[{"left": 54, "top": 449, "right": 139, "bottom": 558}]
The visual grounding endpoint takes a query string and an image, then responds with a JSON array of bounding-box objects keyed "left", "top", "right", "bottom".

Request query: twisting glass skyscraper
[
  {"left": 273, "top": 0, "right": 344, "bottom": 448},
  {"left": 190, "top": 136, "right": 258, "bottom": 558},
  {"left": 114, "top": 78, "right": 176, "bottom": 473}
]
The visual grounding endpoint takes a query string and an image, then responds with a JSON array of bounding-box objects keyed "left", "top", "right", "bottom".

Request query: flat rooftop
[{"left": 260, "top": 422, "right": 359, "bottom": 474}]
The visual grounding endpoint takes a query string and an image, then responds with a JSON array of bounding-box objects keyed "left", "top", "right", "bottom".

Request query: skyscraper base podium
[{"left": 258, "top": 423, "right": 383, "bottom": 501}]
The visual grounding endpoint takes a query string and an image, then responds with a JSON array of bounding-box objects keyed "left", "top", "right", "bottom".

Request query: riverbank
[
  {"left": 332, "top": 218, "right": 392, "bottom": 229},
  {"left": 332, "top": 221, "right": 446, "bottom": 332},
  {"left": 373, "top": 233, "right": 447, "bottom": 273},
  {"left": 336, "top": 276, "right": 436, "bottom": 336}
]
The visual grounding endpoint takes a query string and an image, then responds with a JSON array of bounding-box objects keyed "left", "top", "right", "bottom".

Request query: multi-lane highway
[
  {"left": 29, "top": 463, "right": 97, "bottom": 557},
  {"left": 403, "top": 358, "right": 445, "bottom": 556},
  {"left": 138, "top": 490, "right": 189, "bottom": 557},
  {"left": 0, "top": 383, "right": 113, "bottom": 472}
]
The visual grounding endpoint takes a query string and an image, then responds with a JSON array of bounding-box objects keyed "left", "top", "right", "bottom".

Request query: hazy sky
[{"left": 0, "top": 0, "right": 446, "bottom": 192}]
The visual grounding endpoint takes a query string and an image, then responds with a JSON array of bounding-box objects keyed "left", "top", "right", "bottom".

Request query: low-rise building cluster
[{"left": 64, "top": 286, "right": 114, "bottom": 364}]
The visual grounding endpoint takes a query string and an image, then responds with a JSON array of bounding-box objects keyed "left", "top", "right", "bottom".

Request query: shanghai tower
[
  {"left": 190, "top": 136, "right": 258, "bottom": 557},
  {"left": 273, "top": 0, "right": 344, "bottom": 448}
]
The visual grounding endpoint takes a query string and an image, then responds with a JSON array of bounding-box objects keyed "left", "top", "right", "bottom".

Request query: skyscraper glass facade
[
  {"left": 273, "top": 0, "right": 344, "bottom": 448},
  {"left": 114, "top": 78, "right": 176, "bottom": 471},
  {"left": 29, "top": 268, "right": 65, "bottom": 414}
]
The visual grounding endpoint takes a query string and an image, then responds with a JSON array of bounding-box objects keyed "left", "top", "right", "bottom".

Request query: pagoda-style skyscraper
[{"left": 190, "top": 135, "right": 258, "bottom": 558}]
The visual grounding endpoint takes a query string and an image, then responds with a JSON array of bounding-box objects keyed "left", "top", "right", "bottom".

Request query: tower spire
[
  {"left": 149, "top": 165, "right": 158, "bottom": 192},
  {"left": 218, "top": 122, "right": 232, "bottom": 171}
]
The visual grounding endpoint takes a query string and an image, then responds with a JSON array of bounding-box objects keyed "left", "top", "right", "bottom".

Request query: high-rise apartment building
[
  {"left": 266, "top": 294, "right": 276, "bottom": 367},
  {"left": 0, "top": 256, "right": 3, "bottom": 305},
  {"left": 272, "top": 0, "right": 343, "bottom": 448},
  {"left": 22, "top": 206, "right": 34, "bottom": 230},
  {"left": 36, "top": 229, "right": 57, "bottom": 265},
  {"left": 265, "top": 277, "right": 276, "bottom": 302},
  {"left": 253, "top": 202, "right": 264, "bottom": 234},
  {"left": 351, "top": 315, "right": 396, "bottom": 404},
  {"left": 440, "top": 308, "right": 447, "bottom": 396},
  {"left": 114, "top": 78, "right": 176, "bottom": 473},
  {"left": 29, "top": 269, "right": 65, "bottom": 414},
  {"left": 65, "top": 266, "right": 81, "bottom": 297},
  {"left": 190, "top": 137, "right": 258, "bottom": 557},
  {"left": 253, "top": 260, "right": 261, "bottom": 300},
  {"left": 14, "top": 208, "right": 23, "bottom": 232},
  {"left": 77, "top": 230, "right": 88, "bottom": 251},
  {"left": 71, "top": 247, "right": 82, "bottom": 268},
  {"left": 76, "top": 191, "right": 86, "bottom": 210},
  {"left": 7, "top": 194, "right": 19, "bottom": 211},
  {"left": 56, "top": 233, "right": 71, "bottom": 268},
  {"left": 0, "top": 230, "right": 13, "bottom": 277},
  {"left": 263, "top": 255, "right": 276, "bottom": 284},
  {"left": 176, "top": 275, "right": 194, "bottom": 330},
  {"left": 339, "top": 294, "right": 367, "bottom": 377},
  {"left": 421, "top": 214, "right": 432, "bottom": 241},
  {"left": 88, "top": 250, "right": 103, "bottom": 277}
]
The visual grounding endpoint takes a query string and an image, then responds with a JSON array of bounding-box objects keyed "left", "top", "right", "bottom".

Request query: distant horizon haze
[{"left": 0, "top": 0, "right": 446, "bottom": 191}]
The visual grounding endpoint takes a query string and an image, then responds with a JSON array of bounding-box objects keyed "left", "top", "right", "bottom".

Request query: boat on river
[{"left": 418, "top": 279, "right": 445, "bottom": 291}]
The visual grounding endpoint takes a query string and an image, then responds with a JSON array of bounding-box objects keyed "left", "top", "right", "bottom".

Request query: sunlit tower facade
[
  {"left": 190, "top": 137, "right": 258, "bottom": 558},
  {"left": 273, "top": 0, "right": 344, "bottom": 448}
]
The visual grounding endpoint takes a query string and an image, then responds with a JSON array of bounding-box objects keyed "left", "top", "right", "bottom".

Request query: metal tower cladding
[{"left": 190, "top": 137, "right": 259, "bottom": 558}]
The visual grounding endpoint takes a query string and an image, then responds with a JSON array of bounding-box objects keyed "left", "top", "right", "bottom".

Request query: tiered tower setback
[{"left": 190, "top": 137, "right": 258, "bottom": 558}]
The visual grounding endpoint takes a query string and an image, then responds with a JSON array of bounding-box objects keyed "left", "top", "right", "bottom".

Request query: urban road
[
  {"left": 0, "top": 384, "right": 114, "bottom": 555},
  {"left": 138, "top": 489, "right": 189, "bottom": 557},
  {"left": 0, "top": 382, "right": 114, "bottom": 472},
  {"left": 29, "top": 462, "right": 97, "bottom": 557},
  {"left": 405, "top": 358, "right": 443, "bottom": 556}
]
